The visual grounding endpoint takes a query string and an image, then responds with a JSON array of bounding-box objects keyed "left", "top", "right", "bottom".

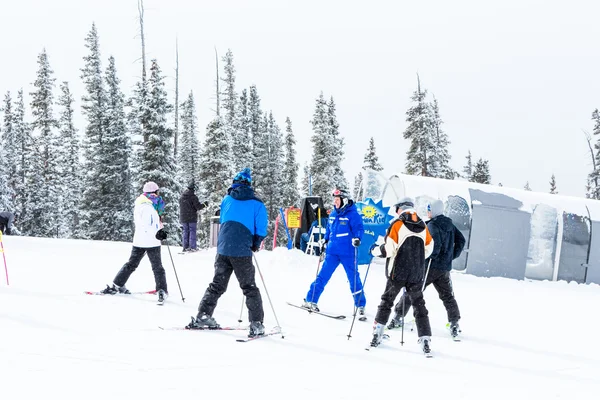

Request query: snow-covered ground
[{"left": 1, "top": 235, "right": 599, "bottom": 399}]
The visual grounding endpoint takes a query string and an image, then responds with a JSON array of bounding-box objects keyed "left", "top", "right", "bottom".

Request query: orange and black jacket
[{"left": 381, "top": 210, "right": 434, "bottom": 283}]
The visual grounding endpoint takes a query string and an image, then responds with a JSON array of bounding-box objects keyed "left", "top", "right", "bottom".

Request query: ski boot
[
  {"left": 418, "top": 336, "right": 432, "bottom": 356},
  {"left": 302, "top": 299, "right": 320, "bottom": 312},
  {"left": 157, "top": 289, "right": 168, "bottom": 303},
  {"left": 101, "top": 284, "right": 130, "bottom": 295},
  {"left": 448, "top": 321, "right": 461, "bottom": 340},
  {"left": 186, "top": 314, "right": 220, "bottom": 330},
  {"left": 249, "top": 321, "right": 265, "bottom": 337},
  {"left": 387, "top": 315, "right": 404, "bottom": 330},
  {"left": 370, "top": 323, "right": 385, "bottom": 347}
]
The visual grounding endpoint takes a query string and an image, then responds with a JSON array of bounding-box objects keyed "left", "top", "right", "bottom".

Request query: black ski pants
[
  {"left": 198, "top": 254, "right": 264, "bottom": 323},
  {"left": 394, "top": 269, "right": 460, "bottom": 323},
  {"left": 375, "top": 279, "right": 432, "bottom": 337},
  {"left": 114, "top": 246, "right": 168, "bottom": 292}
]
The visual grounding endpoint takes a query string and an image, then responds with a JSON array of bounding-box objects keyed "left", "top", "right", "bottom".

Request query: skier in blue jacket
[
  {"left": 303, "top": 189, "right": 366, "bottom": 315},
  {"left": 186, "top": 168, "right": 269, "bottom": 337}
]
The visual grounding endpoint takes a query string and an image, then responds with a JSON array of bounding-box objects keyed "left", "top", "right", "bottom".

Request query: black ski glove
[
  {"left": 251, "top": 244, "right": 260, "bottom": 253},
  {"left": 320, "top": 239, "right": 328, "bottom": 253},
  {"left": 352, "top": 238, "right": 361, "bottom": 247},
  {"left": 155, "top": 229, "right": 168, "bottom": 240}
]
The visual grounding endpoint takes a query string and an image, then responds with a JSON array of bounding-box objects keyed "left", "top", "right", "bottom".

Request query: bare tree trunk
[
  {"left": 174, "top": 37, "right": 179, "bottom": 158},
  {"left": 215, "top": 47, "right": 220, "bottom": 117},
  {"left": 138, "top": 0, "right": 146, "bottom": 83},
  {"left": 584, "top": 130, "right": 598, "bottom": 197}
]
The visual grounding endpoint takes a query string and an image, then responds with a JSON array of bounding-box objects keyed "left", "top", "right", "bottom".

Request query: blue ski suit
[{"left": 305, "top": 200, "right": 366, "bottom": 307}]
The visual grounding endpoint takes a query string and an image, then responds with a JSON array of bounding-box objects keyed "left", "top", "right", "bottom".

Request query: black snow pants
[
  {"left": 394, "top": 269, "right": 460, "bottom": 323},
  {"left": 375, "top": 278, "right": 432, "bottom": 337},
  {"left": 198, "top": 254, "right": 264, "bottom": 323},
  {"left": 114, "top": 246, "right": 168, "bottom": 292}
]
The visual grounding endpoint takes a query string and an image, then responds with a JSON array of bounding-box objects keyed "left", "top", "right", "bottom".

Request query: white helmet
[{"left": 143, "top": 181, "right": 159, "bottom": 193}]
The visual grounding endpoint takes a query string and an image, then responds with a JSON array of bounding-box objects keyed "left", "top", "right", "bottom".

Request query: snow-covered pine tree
[
  {"left": 524, "top": 181, "right": 532, "bottom": 191},
  {"left": 0, "top": 92, "right": 16, "bottom": 212},
  {"left": 221, "top": 49, "right": 237, "bottom": 156},
  {"left": 252, "top": 113, "right": 270, "bottom": 196},
  {"left": 429, "top": 97, "right": 454, "bottom": 179},
  {"left": 12, "top": 90, "right": 31, "bottom": 221},
  {"left": 262, "top": 112, "right": 285, "bottom": 249},
  {"left": 232, "top": 88, "right": 252, "bottom": 171},
  {"left": 301, "top": 162, "right": 310, "bottom": 196},
  {"left": 362, "top": 137, "right": 384, "bottom": 199},
  {"left": 309, "top": 92, "right": 335, "bottom": 206},
  {"left": 462, "top": 150, "right": 473, "bottom": 181},
  {"left": 248, "top": 85, "right": 262, "bottom": 172},
  {"left": 102, "top": 56, "right": 133, "bottom": 241},
  {"left": 136, "top": 59, "right": 180, "bottom": 244},
  {"left": 549, "top": 174, "right": 558, "bottom": 194},
  {"left": 55, "top": 82, "right": 82, "bottom": 238},
  {"left": 404, "top": 76, "right": 435, "bottom": 177},
  {"left": 586, "top": 109, "right": 600, "bottom": 199},
  {"left": 281, "top": 117, "right": 300, "bottom": 208},
  {"left": 79, "top": 24, "right": 107, "bottom": 240},
  {"left": 353, "top": 172, "right": 363, "bottom": 200},
  {"left": 27, "top": 49, "right": 60, "bottom": 237},
  {"left": 327, "top": 96, "right": 348, "bottom": 192},
  {"left": 471, "top": 158, "right": 491, "bottom": 184},
  {"left": 177, "top": 91, "right": 200, "bottom": 187},
  {"left": 198, "top": 117, "right": 230, "bottom": 247}
]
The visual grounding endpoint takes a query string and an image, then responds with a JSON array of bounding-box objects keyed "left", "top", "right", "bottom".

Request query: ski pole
[
  {"left": 400, "top": 287, "right": 406, "bottom": 346},
  {"left": 253, "top": 253, "right": 284, "bottom": 338},
  {"left": 308, "top": 247, "right": 325, "bottom": 306},
  {"left": 0, "top": 231, "right": 8, "bottom": 285},
  {"left": 421, "top": 258, "right": 432, "bottom": 292},
  {"left": 165, "top": 242, "right": 185, "bottom": 302},
  {"left": 347, "top": 252, "right": 373, "bottom": 340},
  {"left": 238, "top": 295, "right": 245, "bottom": 323}
]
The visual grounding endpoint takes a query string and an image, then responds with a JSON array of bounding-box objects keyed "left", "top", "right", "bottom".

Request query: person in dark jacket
[
  {"left": 369, "top": 197, "right": 434, "bottom": 354},
  {"left": 0, "top": 211, "right": 15, "bottom": 235},
  {"left": 186, "top": 168, "right": 268, "bottom": 338},
  {"left": 179, "top": 181, "right": 207, "bottom": 252},
  {"left": 388, "top": 199, "right": 466, "bottom": 339},
  {"left": 303, "top": 189, "right": 365, "bottom": 314}
]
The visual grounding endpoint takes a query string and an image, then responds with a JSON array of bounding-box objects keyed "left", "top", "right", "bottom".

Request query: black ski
[
  {"left": 286, "top": 302, "right": 345, "bottom": 320},
  {"left": 236, "top": 330, "right": 283, "bottom": 342},
  {"left": 158, "top": 326, "right": 247, "bottom": 331}
]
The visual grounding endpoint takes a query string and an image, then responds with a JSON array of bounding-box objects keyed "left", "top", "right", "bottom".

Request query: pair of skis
[
  {"left": 158, "top": 324, "right": 283, "bottom": 342},
  {"left": 286, "top": 302, "right": 367, "bottom": 322}
]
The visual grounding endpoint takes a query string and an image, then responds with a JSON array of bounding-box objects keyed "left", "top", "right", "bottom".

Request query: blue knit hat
[{"left": 233, "top": 168, "right": 252, "bottom": 186}]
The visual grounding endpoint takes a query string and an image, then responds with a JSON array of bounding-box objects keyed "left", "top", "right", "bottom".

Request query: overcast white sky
[{"left": 1, "top": 0, "right": 599, "bottom": 197}]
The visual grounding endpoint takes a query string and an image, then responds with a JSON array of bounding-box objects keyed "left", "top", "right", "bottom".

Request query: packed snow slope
[{"left": 0, "top": 235, "right": 599, "bottom": 400}]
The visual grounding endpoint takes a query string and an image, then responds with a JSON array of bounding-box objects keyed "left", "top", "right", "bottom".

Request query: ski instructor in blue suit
[
  {"left": 187, "top": 168, "right": 269, "bottom": 338},
  {"left": 303, "top": 188, "right": 366, "bottom": 316}
]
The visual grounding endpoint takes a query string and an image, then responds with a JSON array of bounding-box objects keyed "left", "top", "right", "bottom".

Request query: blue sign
[{"left": 355, "top": 198, "right": 394, "bottom": 265}]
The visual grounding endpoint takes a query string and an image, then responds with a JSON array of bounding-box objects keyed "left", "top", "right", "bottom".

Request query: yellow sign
[
  {"left": 362, "top": 206, "right": 376, "bottom": 219},
  {"left": 286, "top": 207, "right": 301, "bottom": 229}
]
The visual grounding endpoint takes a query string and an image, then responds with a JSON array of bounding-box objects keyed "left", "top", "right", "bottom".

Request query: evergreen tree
[
  {"left": 587, "top": 109, "right": 600, "bottom": 199},
  {"left": 549, "top": 174, "right": 558, "bottom": 194},
  {"left": 13, "top": 90, "right": 31, "bottom": 220},
  {"left": 198, "top": 117, "right": 230, "bottom": 247},
  {"left": 251, "top": 95, "right": 268, "bottom": 196},
  {"left": 136, "top": 59, "right": 180, "bottom": 243},
  {"left": 429, "top": 97, "right": 454, "bottom": 179},
  {"left": 301, "top": 162, "right": 310, "bottom": 196},
  {"left": 221, "top": 49, "right": 237, "bottom": 150},
  {"left": 281, "top": 117, "right": 300, "bottom": 207},
  {"left": 462, "top": 150, "right": 473, "bottom": 180},
  {"left": 79, "top": 23, "right": 107, "bottom": 239},
  {"left": 102, "top": 56, "right": 133, "bottom": 241},
  {"left": 524, "top": 181, "right": 532, "bottom": 191},
  {"left": 353, "top": 172, "right": 363, "bottom": 200},
  {"left": 327, "top": 97, "right": 348, "bottom": 192},
  {"left": 177, "top": 91, "right": 200, "bottom": 186},
  {"left": 404, "top": 77, "right": 434, "bottom": 176},
  {"left": 362, "top": 136, "right": 384, "bottom": 199},
  {"left": 27, "top": 49, "right": 59, "bottom": 237},
  {"left": 232, "top": 88, "right": 252, "bottom": 171},
  {"left": 471, "top": 158, "right": 491, "bottom": 184},
  {"left": 248, "top": 85, "right": 262, "bottom": 171},
  {"left": 308, "top": 92, "right": 335, "bottom": 206},
  {"left": 262, "top": 112, "right": 285, "bottom": 249},
  {"left": 0, "top": 92, "right": 16, "bottom": 212},
  {"left": 55, "top": 82, "right": 82, "bottom": 238}
]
